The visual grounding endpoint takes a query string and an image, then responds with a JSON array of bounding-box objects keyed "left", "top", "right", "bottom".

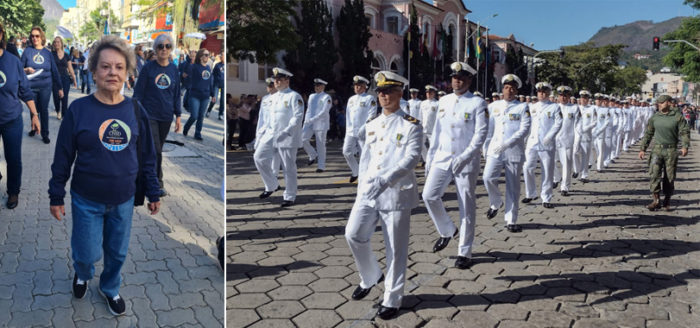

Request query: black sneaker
[
  {"left": 99, "top": 290, "right": 126, "bottom": 316},
  {"left": 72, "top": 275, "right": 88, "bottom": 299}
]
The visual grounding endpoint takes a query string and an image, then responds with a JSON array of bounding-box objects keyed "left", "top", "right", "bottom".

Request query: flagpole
[
  {"left": 476, "top": 22, "right": 480, "bottom": 93},
  {"left": 464, "top": 18, "right": 469, "bottom": 62},
  {"left": 484, "top": 29, "right": 488, "bottom": 95}
]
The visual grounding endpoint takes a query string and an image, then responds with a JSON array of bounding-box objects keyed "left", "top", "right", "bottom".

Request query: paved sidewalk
[
  {"left": 227, "top": 133, "right": 700, "bottom": 327},
  {"left": 0, "top": 89, "right": 225, "bottom": 327}
]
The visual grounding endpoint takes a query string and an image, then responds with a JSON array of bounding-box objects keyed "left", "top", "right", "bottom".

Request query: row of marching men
[{"left": 248, "top": 62, "right": 654, "bottom": 319}]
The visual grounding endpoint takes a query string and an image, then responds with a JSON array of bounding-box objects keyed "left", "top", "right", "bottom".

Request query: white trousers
[
  {"left": 623, "top": 131, "right": 632, "bottom": 151},
  {"left": 574, "top": 141, "right": 592, "bottom": 178},
  {"left": 614, "top": 132, "right": 623, "bottom": 157},
  {"left": 604, "top": 135, "right": 613, "bottom": 166},
  {"left": 343, "top": 135, "right": 364, "bottom": 177},
  {"left": 302, "top": 129, "right": 328, "bottom": 169},
  {"left": 523, "top": 148, "right": 555, "bottom": 203},
  {"left": 422, "top": 166, "right": 478, "bottom": 257},
  {"left": 420, "top": 134, "right": 430, "bottom": 162},
  {"left": 253, "top": 140, "right": 298, "bottom": 201},
  {"left": 483, "top": 156, "right": 523, "bottom": 225},
  {"left": 345, "top": 203, "right": 410, "bottom": 308},
  {"left": 595, "top": 138, "right": 607, "bottom": 170},
  {"left": 553, "top": 146, "right": 573, "bottom": 191}
]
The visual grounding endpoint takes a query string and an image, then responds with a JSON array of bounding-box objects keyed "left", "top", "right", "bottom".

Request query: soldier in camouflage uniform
[{"left": 638, "top": 95, "right": 690, "bottom": 211}]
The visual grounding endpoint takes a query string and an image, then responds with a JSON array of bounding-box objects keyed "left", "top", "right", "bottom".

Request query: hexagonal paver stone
[
  {"left": 248, "top": 319, "right": 296, "bottom": 328},
  {"left": 226, "top": 309, "right": 259, "bottom": 327},
  {"left": 445, "top": 280, "right": 486, "bottom": 294},
  {"left": 308, "top": 278, "right": 349, "bottom": 292},
  {"left": 276, "top": 272, "right": 319, "bottom": 286},
  {"left": 257, "top": 301, "right": 305, "bottom": 319},
  {"left": 292, "top": 309, "right": 342, "bottom": 328},
  {"left": 313, "top": 266, "right": 353, "bottom": 279},
  {"left": 527, "top": 310, "right": 575, "bottom": 327},
  {"left": 423, "top": 318, "right": 467, "bottom": 328},
  {"left": 414, "top": 301, "right": 458, "bottom": 320},
  {"left": 453, "top": 310, "right": 499, "bottom": 328},
  {"left": 301, "top": 292, "right": 347, "bottom": 309},
  {"left": 571, "top": 318, "right": 622, "bottom": 328},
  {"left": 267, "top": 286, "right": 313, "bottom": 300},
  {"left": 228, "top": 293, "right": 271, "bottom": 309},
  {"left": 336, "top": 300, "right": 376, "bottom": 320},
  {"left": 235, "top": 279, "right": 280, "bottom": 293}
]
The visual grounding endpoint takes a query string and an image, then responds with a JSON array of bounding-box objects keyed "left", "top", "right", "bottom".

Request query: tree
[
  {"left": 79, "top": 3, "right": 118, "bottom": 43},
  {"left": 612, "top": 66, "right": 648, "bottom": 95},
  {"left": 283, "top": 0, "right": 338, "bottom": 95},
  {"left": 336, "top": 0, "right": 373, "bottom": 100},
  {"left": 663, "top": 16, "right": 700, "bottom": 82},
  {"left": 136, "top": 0, "right": 201, "bottom": 50},
  {"left": 0, "top": 0, "right": 45, "bottom": 38},
  {"left": 684, "top": 0, "right": 700, "bottom": 9},
  {"left": 228, "top": 0, "right": 299, "bottom": 64}
]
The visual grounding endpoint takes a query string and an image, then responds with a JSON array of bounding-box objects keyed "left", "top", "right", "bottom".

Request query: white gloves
[
  {"left": 492, "top": 144, "right": 506, "bottom": 155},
  {"left": 451, "top": 155, "right": 468, "bottom": 174},
  {"left": 542, "top": 137, "right": 553, "bottom": 146},
  {"left": 365, "top": 176, "right": 388, "bottom": 200}
]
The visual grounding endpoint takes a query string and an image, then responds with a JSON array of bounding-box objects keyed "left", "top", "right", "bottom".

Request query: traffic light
[{"left": 653, "top": 37, "right": 660, "bottom": 50}]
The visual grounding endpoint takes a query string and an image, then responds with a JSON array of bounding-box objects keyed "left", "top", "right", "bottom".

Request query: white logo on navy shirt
[
  {"left": 155, "top": 73, "right": 171, "bottom": 90},
  {"left": 0, "top": 71, "right": 6, "bottom": 88},
  {"left": 202, "top": 70, "right": 211, "bottom": 80},
  {"left": 33, "top": 53, "right": 45, "bottom": 65}
]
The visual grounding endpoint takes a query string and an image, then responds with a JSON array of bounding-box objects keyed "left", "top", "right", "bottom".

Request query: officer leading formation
[{"left": 248, "top": 62, "right": 689, "bottom": 320}]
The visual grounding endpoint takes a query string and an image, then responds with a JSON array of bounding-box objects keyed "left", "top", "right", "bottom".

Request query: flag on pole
[
  {"left": 433, "top": 26, "right": 440, "bottom": 59},
  {"left": 475, "top": 23, "right": 482, "bottom": 62},
  {"left": 104, "top": 20, "right": 110, "bottom": 35}
]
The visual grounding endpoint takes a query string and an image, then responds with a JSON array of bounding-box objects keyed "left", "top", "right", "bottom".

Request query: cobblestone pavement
[
  {"left": 227, "top": 133, "right": 700, "bottom": 327},
  {"left": 0, "top": 89, "right": 225, "bottom": 327}
]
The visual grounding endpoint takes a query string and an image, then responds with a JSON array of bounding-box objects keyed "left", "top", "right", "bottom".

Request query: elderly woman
[
  {"left": 0, "top": 23, "right": 41, "bottom": 209},
  {"left": 133, "top": 34, "right": 181, "bottom": 197},
  {"left": 182, "top": 48, "right": 215, "bottom": 140},
  {"left": 21, "top": 26, "right": 63, "bottom": 144},
  {"left": 51, "top": 36, "right": 77, "bottom": 120},
  {"left": 48, "top": 35, "right": 161, "bottom": 316}
]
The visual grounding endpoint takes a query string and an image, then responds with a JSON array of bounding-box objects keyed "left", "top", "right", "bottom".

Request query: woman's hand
[
  {"left": 58, "top": 90, "right": 64, "bottom": 99},
  {"left": 25, "top": 67, "right": 35, "bottom": 74},
  {"left": 174, "top": 117, "right": 181, "bottom": 133},
  {"left": 50, "top": 205, "right": 65, "bottom": 221},
  {"left": 148, "top": 201, "right": 161, "bottom": 215},
  {"left": 211, "top": 96, "right": 216, "bottom": 103},
  {"left": 31, "top": 115, "right": 41, "bottom": 134},
  {"left": 638, "top": 151, "right": 645, "bottom": 160}
]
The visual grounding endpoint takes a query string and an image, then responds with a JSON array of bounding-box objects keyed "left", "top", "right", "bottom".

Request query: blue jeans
[
  {"left": 31, "top": 87, "right": 51, "bottom": 139},
  {"left": 53, "top": 75, "right": 71, "bottom": 116},
  {"left": 184, "top": 95, "right": 209, "bottom": 138},
  {"left": 0, "top": 114, "right": 23, "bottom": 195},
  {"left": 81, "top": 70, "right": 92, "bottom": 93},
  {"left": 70, "top": 190, "right": 134, "bottom": 298}
]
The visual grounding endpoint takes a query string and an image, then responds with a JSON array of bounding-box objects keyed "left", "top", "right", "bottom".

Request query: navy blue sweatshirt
[
  {"left": 213, "top": 62, "right": 224, "bottom": 89},
  {"left": 49, "top": 95, "right": 160, "bottom": 206},
  {"left": 187, "top": 63, "right": 214, "bottom": 99},
  {"left": 21, "top": 46, "right": 62, "bottom": 90},
  {"left": 0, "top": 51, "right": 35, "bottom": 124},
  {"left": 133, "top": 60, "right": 182, "bottom": 122}
]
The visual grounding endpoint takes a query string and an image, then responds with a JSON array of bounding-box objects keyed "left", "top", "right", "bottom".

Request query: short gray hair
[
  {"left": 153, "top": 34, "right": 173, "bottom": 51},
  {"left": 88, "top": 35, "right": 136, "bottom": 74}
]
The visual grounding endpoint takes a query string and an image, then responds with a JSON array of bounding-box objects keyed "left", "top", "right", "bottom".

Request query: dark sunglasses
[
  {"left": 203, "top": 53, "right": 210, "bottom": 57},
  {"left": 156, "top": 43, "right": 172, "bottom": 50},
  {"left": 30, "top": 34, "right": 41, "bottom": 38}
]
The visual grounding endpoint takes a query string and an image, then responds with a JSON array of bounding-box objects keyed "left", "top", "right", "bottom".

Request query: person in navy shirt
[
  {"left": 0, "top": 23, "right": 41, "bottom": 209},
  {"left": 51, "top": 36, "right": 77, "bottom": 120},
  {"left": 133, "top": 34, "right": 181, "bottom": 197},
  {"left": 182, "top": 48, "right": 215, "bottom": 140},
  {"left": 206, "top": 52, "right": 225, "bottom": 120},
  {"left": 21, "top": 26, "right": 63, "bottom": 144},
  {"left": 48, "top": 35, "right": 161, "bottom": 316}
]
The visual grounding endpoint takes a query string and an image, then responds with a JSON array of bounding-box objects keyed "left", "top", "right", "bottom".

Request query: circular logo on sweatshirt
[
  {"left": 98, "top": 119, "right": 132, "bottom": 152},
  {"left": 155, "top": 73, "right": 171, "bottom": 89},
  {"left": 0, "top": 71, "right": 5, "bottom": 88},
  {"left": 33, "top": 53, "right": 45, "bottom": 65},
  {"left": 201, "top": 70, "right": 211, "bottom": 80}
]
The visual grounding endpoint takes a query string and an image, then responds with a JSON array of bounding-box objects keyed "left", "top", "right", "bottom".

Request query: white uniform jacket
[
  {"left": 555, "top": 104, "right": 581, "bottom": 149},
  {"left": 578, "top": 105, "right": 597, "bottom": 142},
  {"left": 592, "top": 106, "right": 610, "bottom": 139},
  {"left": 420, "top": 99, "right": 439, "bottom": 137},
  {"left": 255, "top": 93, "right": 274, "bottom": 148},
  {"left": 427, "top": 92, "right": 488, "bottom": 173},
  {"left": 525, "top": 101, "right": 562, "bottom": 152},
  {"left": 408, "top": 98, "right": 422, "bottom": 120},
  {"left": 270, "top": 88, "right": 304, "bottom": 148},
  {"left": 346, "top": 93, "right": 377, "bottom": 137},
  {"left": 303, "top": 91, "right": 332, "bottom": 131},
  {"left": 357, "top": 110, "right": 423, "bottom": 211},
  {"left": 485, "top": 100, "right": 532, "bottom": 162}
]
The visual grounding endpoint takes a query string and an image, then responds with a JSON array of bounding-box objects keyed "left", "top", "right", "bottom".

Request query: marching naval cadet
[
  {"left": 408, "top": 88, "right": 422, "bottom": 119},
  {"left": 473, "top": 91, "right": 484, "bottom": 98},
  {"left": 592, "top": 93, "right": 610, "bottom": 171},
  {"left": 492, "top": 92, "right": 500, "bottom": 101},
  {"left": 483, "top": 74, "right": 531, "bottom": 232},
  {"left": 438, "top": 91, "right": 446, "bottom": 99},
  {"left": 609, "top": 98, "right": 622, "bottom": 161},
  {"left": 573, "top": 90, "right": 596, "bottom": 183},
  {"left": 603, "top": 96, "right": 616, "bottom": 167},
  {"left": 253, "top": 68, "right": 303, "bottom": 207},
  {"left": 254, "top": 78, "right": 282, "bottom": 193},
  {"left": 420, "top": 85, "right": 439, "bottom": 163},
  {"left": 344, "top": 75, "right": 377, "bottom": 183},
  {"left": 345, "top": 71, "right": 422, "bottom": 320},
  {"left": 302, "top": 78, "right": 332, "bottom": 172},
  {"left": 423, "top": 62, "right": 488, "bottom": 269},
  {"left": 522, "top": 82, "right": 561, "bottom": 208},
  {"left": 552, "top": 86, "right": 580, "bottom": 195}
]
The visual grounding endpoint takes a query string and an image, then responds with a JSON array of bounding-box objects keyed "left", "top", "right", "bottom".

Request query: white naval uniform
[
  {"left": 345, "top": 109, "right": 422, "bottom": 309},
  {"left": 408, "top": 98, "right": 422, "bottom": 120},
  {"left": 422, "top": 92, "right": 488, "bottom": 258},
  {"left": 343, "top": 93, "right": 377, "bottom": 177},
  {"left": 523, "top": 101, "right": 562, "bottom": 203},
  {"left": 592, "top": 105, "right": 610, "bottom": 171},
  {"left": 253, "top": 93, "right": 282, "bottom": 190},
  {"left": 611, "top": 107, "right": 623, "bottom": 159},
  {"left": 400, "top": 98, "right": 408, "bottom": 113},
  {"left": 574, "top": 105, "right": 597, "bottom": 179},
  {"left": 483, "top": 99, "right": 531, "bottom": 225},
  {"left": 302, "top": 91, "right": 332, "bottom": 169},
  {"left": 253, "top": 87, "right": 304, "bottom": 201},
  {"left": 553, "top": 103, "right": 580, "bottom": 192},
  {"left": 604, "top": 106, "right": 615, "bottom": 166},
  {"left": 419, "top": 98, "right": 438, "bottom": 161}
]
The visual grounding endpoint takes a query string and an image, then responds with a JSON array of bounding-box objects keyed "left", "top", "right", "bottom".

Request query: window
[
  {"left": 422, "top": 21, "right": 431, "bottom": 47},
  {"left": 386, "top": 16, "right": 399, "bottom": 34},
  {"left": 258, "top": 64, "right": 274, "bottom": 81},
  {"left": 371, "top": 56, "right": 381, "bottom": 75},
  {"left": 390, "top": 61, "right": 398, "bottom": 72},
  {"left": 365, "top": 13, "right": 375, "bottom": 29},
  {"left": 229, "top": 59, "right": 240, "bottom": 80}
]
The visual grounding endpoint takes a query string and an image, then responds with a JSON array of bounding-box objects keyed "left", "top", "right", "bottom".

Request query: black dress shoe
[
  {"left": 28, "top": 130, "right": 36, "bottom": 137},
  {"left": 553, "top": 181, "right": 559, "bottom": 188},
  {"left": 455, "top": 256, "right": 473, "bottom": 269},
  {"left": 506, "top": 224, "right": 522, "bottom": 233},
  {"left": 543, "top": 202, "right": 554, "bottom": 209},
  {"left": 6, "top": 194, "right": 18, "bottom": 209},
  {"left": 580, "top": 178, "right": 589, "bottom": 183},
  {"left": 281, "top": 200, "right": 294, "bottom": 207},
  {"left": 349, "top": 175, "right": 358, "bottom": 183},
  {"left": 351, "top": 274, "right": 384, "bottom": 300},
  {"left": 308, "top": 158, "right": 317, "bottom": 166},
  {"left": 376, "top": 305, "right": 399, "bottom": 320},
  {"left": 316, "top": 169, "right": 324, "bottom": 173},
  {"left": 432, "top": 229, "right": 458, "bottom": 252},
  {"left": 159, "top": 189, "right": 168, "bottom": 197},
  {"left": 521, "top": 196, "right": 538, "bottom": 204},
  {"left": 486, "top": 207, "right": 499, "bottom": 219},
  {"left": 561, "top": 190, "right": 569, "bottom": 196},
  {"left": 572, "top": 172, "right": 578, "bottom": 179},
  {"left": 259, "top": 190, "right": 274, "bottom": 199},
  {"left": 42, "top": 137, "right": 50, "bottom": 144}
]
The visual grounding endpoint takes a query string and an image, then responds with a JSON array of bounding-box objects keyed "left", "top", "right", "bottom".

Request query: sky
[
  {"left": 462, "top": 0, "right": 697, "bottom": 50},
  {"left": 58, "top": 0, "right": 75, "bottom": 9}
]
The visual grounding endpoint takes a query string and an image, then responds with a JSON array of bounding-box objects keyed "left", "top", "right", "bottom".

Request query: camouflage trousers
[{"left": 648, "top": 146, "right": 678, "bottom": 195}]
